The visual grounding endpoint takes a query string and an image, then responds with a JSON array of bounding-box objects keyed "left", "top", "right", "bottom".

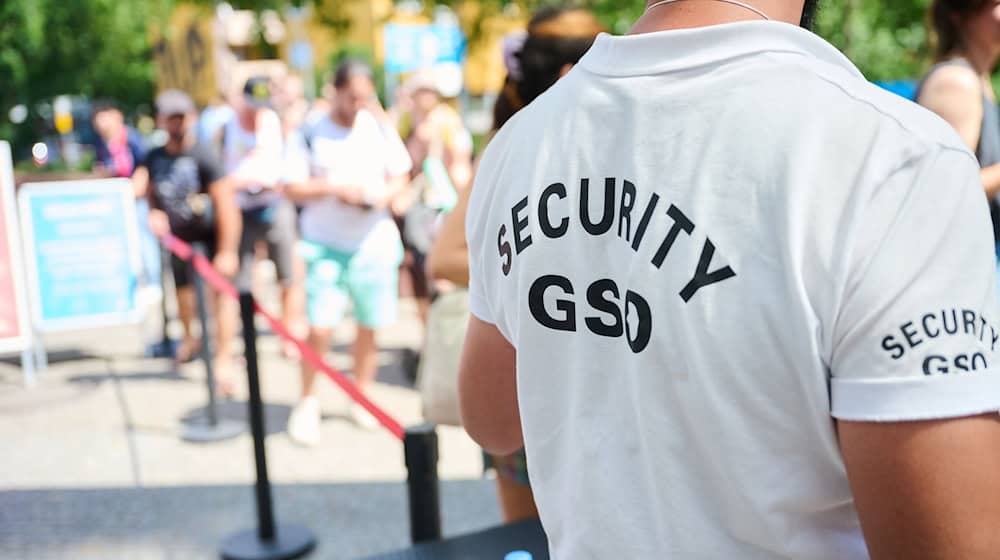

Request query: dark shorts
[
  {"left": 171, "top": 238, "right": 216, "bottom": 288},
  {"left": 236, "top": 199, "right": 297, "bottom": 291},
  {"left": 395, "top": 214, "right": 433, "bottom": 300}
]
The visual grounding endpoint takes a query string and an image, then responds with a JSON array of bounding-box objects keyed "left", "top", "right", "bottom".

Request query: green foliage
[
  {"left": 0, "top": 0, "right": 989, "bottom": 155},
  {"left": 0, "top": 0, "right": 169, "bottom": 151},
  {"left": 446, "top": 0, "right": 940, "bottom": 80},
  {"left": 813, "top": 0, "right": 933, "bottom": 80}
]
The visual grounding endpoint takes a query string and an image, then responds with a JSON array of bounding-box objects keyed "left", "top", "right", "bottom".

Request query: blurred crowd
[{"left": 81, "top": 0, "right": 1000, "bottom": 530}]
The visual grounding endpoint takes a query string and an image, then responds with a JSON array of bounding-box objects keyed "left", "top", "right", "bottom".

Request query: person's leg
[
  {"left": 410, "top": 249, "right": 431, "bottom": 325},
  {"left": 287, "top": 324, "right": 332, "bottom": 446},
  {"left": 288, "top": 240, "right": 348, "bottom": 445},
  {"left": 301, "top": 326, "right": 333, "bottom": 398},
  {"left": 353, "top": 326, "right": 379, "bottom": 391},
  {"left": 346, "top": 242, "right": 401, "bottom": 429},
  {"left": 171, "top": 254, "right": 200, "bottom": 362},
  {"left": 266, "top": 201, "right": 307, "bottom": 356},
  {"left": 212, "top": 290, "right": 239, "bottom": 397}
]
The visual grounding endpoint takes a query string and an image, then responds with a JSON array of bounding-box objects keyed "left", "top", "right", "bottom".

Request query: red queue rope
[{"left": 161, "top": 233, "right": 406, "bottom": 441}]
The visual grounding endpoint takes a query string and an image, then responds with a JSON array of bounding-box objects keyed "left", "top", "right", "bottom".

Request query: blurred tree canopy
[
  {"left": 0, "top": 0, "right": 162, "bottom": 147},
  {"left": 0, "top": 0, "right": 970, "bottom": 148},
  {"left": 455, "top": 0, "right": 937, "bottom": 80}
]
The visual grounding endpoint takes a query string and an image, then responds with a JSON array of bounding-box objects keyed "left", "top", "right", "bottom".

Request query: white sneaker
[
  {"left": 287, "top": 396, "right": 321, "bottom": 446},
  {"left": 350, "top": 402, "right": 380, "bottom": 431}
]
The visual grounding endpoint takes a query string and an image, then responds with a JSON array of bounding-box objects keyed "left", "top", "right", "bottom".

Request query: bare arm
[
  {"left": 132, "top": 165, "right": 149, "bottom": 200},
  {"left": 282, "top": 178, "right": 336, "bottom": 203},
  {"left": 427, "top": 178, "right": 472, "bottom": 286},
  {"left": 458, "top": 317, "right": 522, "bottom": 455},
  {"left": 839, "top": 414, "right": 1000, "bottom": 559},
  {"left": 138, "top": 165, "right": 171, "bottom": 238},
  {"left": 918, "top": 66, "right": 1000, "bottom": 197},
  {"left": 374, "top": 173, "right": 410, "bottom": 211},
  {"left": 208, "top": 176, "right": 242, "bottom": 257},
  {"left": 981, "top": 164, "right": 1000, "bottom": 199}
]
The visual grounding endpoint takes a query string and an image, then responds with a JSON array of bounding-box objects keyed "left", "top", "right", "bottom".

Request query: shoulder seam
[{"left": 776, "top": 51, "right": 968, "bottom": 157}]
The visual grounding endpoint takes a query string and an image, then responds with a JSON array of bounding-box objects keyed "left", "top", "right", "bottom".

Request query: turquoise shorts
[{"left": 298, "top": 239, "right": 402, "bottom": 329}]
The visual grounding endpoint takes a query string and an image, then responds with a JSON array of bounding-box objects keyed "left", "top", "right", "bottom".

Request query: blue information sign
[
  {"left": 384, "top": 23, "right": 466, "bottom": 74},
  {"left": 18, "top": 180, "right": 141, "bottom": 332}
]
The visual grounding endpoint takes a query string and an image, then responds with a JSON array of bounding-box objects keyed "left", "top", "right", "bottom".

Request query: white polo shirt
[{"left": 466, "top": 21, "right": 1000, "bottom": 559}]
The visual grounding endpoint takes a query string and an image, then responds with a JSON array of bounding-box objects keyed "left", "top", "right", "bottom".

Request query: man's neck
[
  {"left": 331, "top": 110, "right": 354, "bottom": 129},
  {"left": 629, "top": 0, "right": 800, "bottom": 35},
  {"left": 164, "top": 134, "right": 192, "bottom": 155},
  {"left": 237, "top": 109, "right": 257, "bottom": 132}
]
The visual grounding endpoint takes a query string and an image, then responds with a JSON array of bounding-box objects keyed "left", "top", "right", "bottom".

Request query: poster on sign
[
  {"left": 0, "top": 142, "right": 30, "bottom": 356},
  {"left": 18, "top": 179, "right": 142, "bottom": 332}
]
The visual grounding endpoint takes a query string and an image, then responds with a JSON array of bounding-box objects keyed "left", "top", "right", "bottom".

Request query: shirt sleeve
[
  {"left": 196, "top": 145, "right": 225, "bottom": 188},
  {"left": 466, "top": 147, "right": 506, "bottom": 327},
  {"left": 829, "top": 146, "right": 1000, "bottom": 421},
  {"left": 281, "top": 130, "right": 311, "bottom": 185},
  {"left": 129, "top": 129, "right": 149, "bottom": 170}
]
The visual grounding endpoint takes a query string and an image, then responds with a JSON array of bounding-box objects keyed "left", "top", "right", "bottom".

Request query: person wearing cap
[
  {"left": 132, "top": 90, "right": 242, "bottom": 391},
  {"left": 459, "top": 0, "right": 1000, "bottom": 558},
  {"left": 219, "top": 77, "right": 304, "bottom": 359}
]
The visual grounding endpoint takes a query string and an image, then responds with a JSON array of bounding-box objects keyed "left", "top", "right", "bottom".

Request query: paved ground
[{"left": 0, "top": 274, "right": 502, "bottom": 559}]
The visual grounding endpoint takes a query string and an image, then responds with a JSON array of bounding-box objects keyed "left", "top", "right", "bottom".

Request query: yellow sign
[
  {"left": 53, "top": 113, "right": 74, "bottom": 135},
  {"left": 151, "top": 4, "right": 217, "bottom": 107}
]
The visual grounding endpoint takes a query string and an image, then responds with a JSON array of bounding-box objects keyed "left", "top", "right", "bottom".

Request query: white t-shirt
[
  {"left": 222, "top": 109, "right": 283, "bottom": 209},
  {"left": 466, "top": 21, "right": 1000, "bottom": 560},
  {"left": 289, "top": 111, "right": 412, "bottom": 253}
]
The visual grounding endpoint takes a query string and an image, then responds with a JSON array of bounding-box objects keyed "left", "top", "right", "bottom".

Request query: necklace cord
[{"left": 645, "top": 0, "right": 770, "bottom": 21}]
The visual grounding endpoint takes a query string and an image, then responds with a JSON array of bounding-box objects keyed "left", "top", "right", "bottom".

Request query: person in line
[
  {"left": 132, "top": 90, "right": 242, "bottom": 392},
  {"left": 394, "top": 71, "right": 474, "bottom": 323},
  {"left": 222, "top": 77, "right": 304, "bottom": 356},
  {"left": 459, "top": 0, "right": 1000, "bottom": 558},
  {"left": 283, "top": 60, "right": 413, "bottom": 444},
  {"left": 91, "top": 100, "right": 160, "bottom": 307},
  {"left": 428, "top": 7, "right": 605, "bottom": 524},
  {"left": 273, "top": 73, "right": 311, "bottom": 140},
  {"left": 917, "top": 0, "right": 1000, "bottom": 291},
  {"left": 92, "top": 100, "right": 147, "bottom": 180}
]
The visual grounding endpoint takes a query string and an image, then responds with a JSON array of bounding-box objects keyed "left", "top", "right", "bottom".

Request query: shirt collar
[{"left": 579, "top": 21, "right": 863, "bottom": 80}]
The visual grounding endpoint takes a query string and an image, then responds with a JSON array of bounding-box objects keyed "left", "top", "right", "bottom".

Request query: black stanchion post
[
  {"left": 149, "top": 245, "right": 176, "bottom": 358},
  {"left": 220, "top": 292, "right": 315, "bottom": 560},
  {"left": 405, "top": 424, "right": 442, "bottom": 543},
  {"left": 242, "top": 290, "right": 274, "bottom": 539},
  {"left": 181, "top": 243, "right": 244, "bottom": 443}
]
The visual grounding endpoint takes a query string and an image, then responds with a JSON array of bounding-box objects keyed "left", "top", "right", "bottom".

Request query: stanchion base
[
  {"left": 220, "top": 524, "right": 316, "bottom": 560},
  {"left": 181, "top": 417, "right": 246, "bottom": 443}
]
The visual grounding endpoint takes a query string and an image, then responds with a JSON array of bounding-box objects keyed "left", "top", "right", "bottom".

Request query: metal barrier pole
[
  {"left": 405, "top": 424, "right": 442, "bottom": 543},
  {"left": 220, "top": 292, "right": 315, "bottom": 560},
  {"left": 180, "top": 243, "right": 244, "bottom": 443}
]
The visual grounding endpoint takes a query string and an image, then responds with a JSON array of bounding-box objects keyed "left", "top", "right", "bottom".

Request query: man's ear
[{"left": 559, "top": 63, "right": 574, "bottom": 78}]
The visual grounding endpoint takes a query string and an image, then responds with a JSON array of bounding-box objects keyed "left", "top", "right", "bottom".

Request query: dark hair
[
  {"left": 492, "top": 7, "right": 604, "bottom": 130},
  {"left": 333, "top": 59, "right": 374, "bottom": 89},
  {"left": 493, "top": 77, "right": 522, "bottom": 130},
  {"left": 90, "top": 98, "right": 120, "bottom": 117},
  {"left": 929, "top": 0, "right": 992, "bottom": 57}
]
